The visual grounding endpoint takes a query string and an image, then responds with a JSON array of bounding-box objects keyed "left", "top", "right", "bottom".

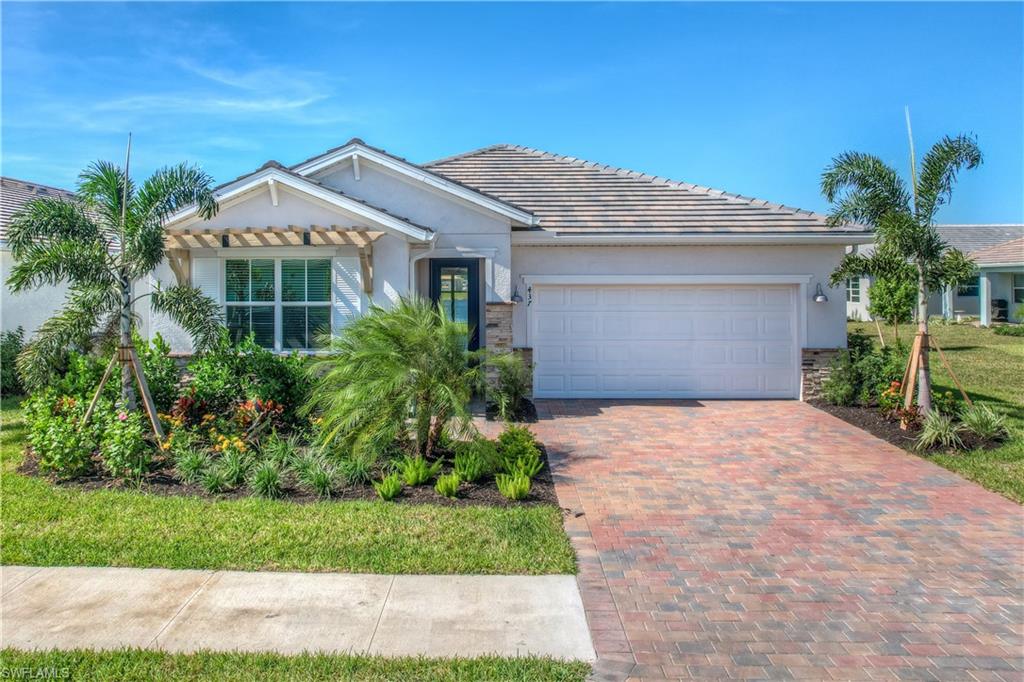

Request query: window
[
  {"left": 958, "top": 276, "right": 979, "bottom": 297},
  {"left": 1014, "top": 274, "right": 1024, "bottom": 305},
  {"left": 224, "top": 258, "right": 331, "bottom": 350},
  {"left": 282, "top": 259, "right": 331, "bottom": 350},
  {"left": 846, "top": 278, "right": 860, "bottom": 303}
]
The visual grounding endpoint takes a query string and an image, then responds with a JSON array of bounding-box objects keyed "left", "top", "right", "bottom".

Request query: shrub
[
  {"left": 960, "top": 404, "right": 1009, "bottom": 441},
  {"left": 219, "top": 448, "right": 251, "bottom": 487},
  {"left": 496, "top": 472, "right": 531, "bottom": 501},
  {"left": 135, "top": 332, "right": 179, "bottom": 412},
  {"left": 174, "top": 448, "right": 209, "bottom": 484},
  {"left": 453, "top": 445, "right": 489, "bottom": 483},
  {"left": 51, "top": 351, "right": 112, "bottom": 402},
  {"left": 186, "top": 332, "right": 311, "bottom": 427},
  {"left": 306, "top": 297, "right": 480, "bottom": 459},
  {"left": 399, "top": 455, "right": 442, "bottom": 486},
  {"left": 99, "top": 408, "right": 150, "bottom": 482},
  {"left": 338, "top": 450, "right": 376, "bottom": 486},
  {"left": 435, "top": 472, "right": 460, "bottom": 498},
  {"left": 823, "top": 333, "right": 906, "bottom": 407},
  {"left": 931, "top": 390, "right": 959, "bottom": 417},
  {"left": 916, "top": 412, "right": 965, "bottom": 452},
  {"left": 498, "top": 425, "right": 543, "bottom": 477},
  {"left": 1, "top": 327, "right": 25, "bottom": 397},
  {"left": 27, "top": 394, "right": 96, "bottom": 479},
  {"left": 201, "top": 466, "right": 231, "bottom": 494},
  {"left": 373, "top": 473, "right": 403, "bottom": 501},
  {"left": 260, "top": 431, "right": 301, "bottom": 469},
  {"left": 249, "top": 460, "right": 283, "bottom": 498},
  {"left": 298, "top": 458, "right": 336, "bottom": 499},
  {"left": 486, "top": 351, "right": 532, "bottom": 421},
  {"left": 994, "top": 325, "right": 1024, "bottom": 337}
]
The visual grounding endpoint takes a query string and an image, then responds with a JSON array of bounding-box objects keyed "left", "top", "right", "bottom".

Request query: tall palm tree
[
  {"left": 822, "top": 134, "right": 981, "bottom": 413},
  {"left": 7, "top": 159, "right": 223, "bottom": 402}
]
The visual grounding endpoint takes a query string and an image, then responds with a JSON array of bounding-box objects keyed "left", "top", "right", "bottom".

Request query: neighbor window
[
  {"left": 1014, "top": 274, "right": 1024, "bottom": 304},
  {"left": 224, "top": 258, "right": 331, "bottom": 350},
  {"left": 846, "top": 278, "right": 860, "bottom": 303},
  {"left": 958, "top": 276, "right": 979, "bottom": 297}
]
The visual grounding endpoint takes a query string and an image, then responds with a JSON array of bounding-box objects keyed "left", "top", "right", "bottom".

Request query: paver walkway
[
  {"left": 1, "top": 566, "right": 595, "bottom": 661},
  {"left": 530, "top": 400, "right": 1023, "bottom": 681}
]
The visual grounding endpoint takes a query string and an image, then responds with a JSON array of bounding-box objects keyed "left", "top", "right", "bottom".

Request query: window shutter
[
  {"left": 332, "top": 256, "right": 361, "bottom": 333},
  {"left": 192, "top": 258, "right": 221, "bottom": 303}
]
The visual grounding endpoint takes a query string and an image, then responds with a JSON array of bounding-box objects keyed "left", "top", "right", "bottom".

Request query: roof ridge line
[
  {"left": 423, "top": 144, "right": 513, "bottom": 167},
  {"left": 499, "top": 144, "right": 831, "bottom": 221},
  {"left": 1, "top": 176, "right": 76, "bottom": 195}
]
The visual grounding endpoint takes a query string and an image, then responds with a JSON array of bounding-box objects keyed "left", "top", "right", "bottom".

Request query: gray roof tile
[{"left": 427, "top": 144, "right": 865, "bottom": 234}]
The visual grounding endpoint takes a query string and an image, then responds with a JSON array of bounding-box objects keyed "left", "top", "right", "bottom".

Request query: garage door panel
[{"left": 531, "top": 284, "right": 799, "bottom": 399}]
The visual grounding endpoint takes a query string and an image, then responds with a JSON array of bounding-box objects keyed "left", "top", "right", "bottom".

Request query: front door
[{"left": 429, "top": 259, "right": 480, "bottom": 350}]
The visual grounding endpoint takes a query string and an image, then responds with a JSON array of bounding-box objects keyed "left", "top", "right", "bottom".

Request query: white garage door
[{"left": 531, "top": 284, "right": 799, "bottom": 399}]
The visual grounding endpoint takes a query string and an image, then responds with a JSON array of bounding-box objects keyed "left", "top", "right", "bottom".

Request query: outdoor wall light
[
  {"left": 511, "top": 286, "right": 523, "bottom": 304},
  {"left": 813, "top": 283, "right": 829, "bottom": 303}
]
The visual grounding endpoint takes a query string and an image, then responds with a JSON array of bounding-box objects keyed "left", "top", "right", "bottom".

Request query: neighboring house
[
  {"left": 845, "top": 224, "right": 1024, "bottom": 324},
  {"left": 2, "top": 140, "right": 872, "bottom": 400},
  {"left": 1, "top": 177, "right": 77, "bottom": 336}
]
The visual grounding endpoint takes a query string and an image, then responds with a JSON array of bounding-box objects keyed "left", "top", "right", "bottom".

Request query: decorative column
[
  {"left": 942, "top": 286, "right": 954, "bottom": 320},
  {"left": 979, "top": 272, "right": 991, "bottom": 326}
]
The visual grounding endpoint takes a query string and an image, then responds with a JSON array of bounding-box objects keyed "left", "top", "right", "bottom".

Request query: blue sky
[{"left": 3, "top": 2, "right": 1022, "bottom": 222}]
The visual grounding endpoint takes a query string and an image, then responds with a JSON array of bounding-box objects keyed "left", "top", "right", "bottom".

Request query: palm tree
[
  {"left": 7, "top": 158, "right": 223, "bottom": 407},
  {"left": 822, "top": 134, "right": 981, "bottom": 413},
  {"left": 306, "top": 297, "right": 480, "bottom": 459}
]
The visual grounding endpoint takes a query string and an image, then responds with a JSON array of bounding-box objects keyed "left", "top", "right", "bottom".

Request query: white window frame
[
  {"left": 846, "top": 277, "right": 860, "bottom": 303},
  {"left": 223, "top": 257, "right": 332, "bottom": 352}
]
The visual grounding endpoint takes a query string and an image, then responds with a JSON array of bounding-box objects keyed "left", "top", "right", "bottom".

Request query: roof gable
[
  {"left": 290, "top": 138, "right": 537, "bottom": 226},
  {"left": 166, "top": 162, "right": 434, "bottom": 243},
  {"left": 427, "top": 144, "right": 867, "bottom": 235}
]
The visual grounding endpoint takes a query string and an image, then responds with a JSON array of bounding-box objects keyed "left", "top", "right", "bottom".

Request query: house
[
  {"left": 845, "top": 224, "right": 1024, "bottom": 324},
  {"left": 2, "top": 140, "right": 872, "bottom": 400}
]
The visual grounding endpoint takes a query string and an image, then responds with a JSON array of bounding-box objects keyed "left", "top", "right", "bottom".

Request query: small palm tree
[
  {"left": 307, "top": 297, "right": 480, "bottom": 459},
  {"left": 7, "top": 159, "right": 223, "bottom": 401},
  {"left": 823, "top": 134, "right": 981, "bottom": 413}
]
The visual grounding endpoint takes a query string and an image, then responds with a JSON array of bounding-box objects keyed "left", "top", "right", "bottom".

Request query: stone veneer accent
[
  {"left": 801, "top": 348, "right": 841, "bottom": 401},
  {"left": 483, "top": 302, "right": 533, "bottom": 395}
]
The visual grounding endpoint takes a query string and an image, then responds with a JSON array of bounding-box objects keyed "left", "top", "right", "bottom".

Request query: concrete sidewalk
[{"left": 1, "top": 566, "right": 595, "bottom": 661}]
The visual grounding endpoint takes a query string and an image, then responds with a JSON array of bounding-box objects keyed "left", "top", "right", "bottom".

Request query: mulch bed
[
  {"left": 17, "top": 445, "right": 560, "bottom": 508},
  {"left": 808, "top": 399, "right": 1002, "bottom": 455}
]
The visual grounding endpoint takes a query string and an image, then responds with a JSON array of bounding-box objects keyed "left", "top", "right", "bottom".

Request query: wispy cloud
[{"left": 94, "top": 93, "right": 326, "bottom": 115}]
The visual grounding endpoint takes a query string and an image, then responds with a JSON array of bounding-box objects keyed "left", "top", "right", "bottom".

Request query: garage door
[{"left": 531, "top": 284, "right": 799, "bottom": 399}]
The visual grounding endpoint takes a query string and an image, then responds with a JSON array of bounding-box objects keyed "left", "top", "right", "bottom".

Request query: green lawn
[
  {"left": 0, "top": 398, "right": 575, "bottom": 574},
  {"left": 848, "top": 321, "right": 1024, "bottom": 502},
  {"left": 0, "top": 649, "right": 590, "bottom": 682}
]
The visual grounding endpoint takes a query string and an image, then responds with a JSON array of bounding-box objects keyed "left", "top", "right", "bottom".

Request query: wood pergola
[{"left": 164, "top": 224, "right": 383, "bottom": 294}]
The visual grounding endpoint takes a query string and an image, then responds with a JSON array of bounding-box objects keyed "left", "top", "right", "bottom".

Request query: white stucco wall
[
  {"left": 510, "top": 244, "right": 850, "bottom": 349},
  {"left": 317, "top": 161, "right": 513, "bottom": 300},
  {"left": 1, "top": 249, "right": 71, "bottom": 337}
]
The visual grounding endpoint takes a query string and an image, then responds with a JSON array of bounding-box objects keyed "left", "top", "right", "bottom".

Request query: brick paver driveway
[{"left": 532, "top": 400, "right": 1023, "bottom": 681}]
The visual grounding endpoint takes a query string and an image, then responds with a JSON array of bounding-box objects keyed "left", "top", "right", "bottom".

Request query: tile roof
[
  {"left": 1, "top": 176, "right": 77, "bottom": 244},
  {"left": 934, "top": 224, "right": 1024, "bottom": 255},
  {"left": 426, "top": 144, "right": 865, "bottom": 234},
  {"left": 969, "top": 237, "right": 1024, "bottom": 267}
]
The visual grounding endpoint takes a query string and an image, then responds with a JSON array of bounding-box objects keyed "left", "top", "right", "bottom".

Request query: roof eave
[{"left": 511, "top": 231, "right": 874, "bottom": 246}]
